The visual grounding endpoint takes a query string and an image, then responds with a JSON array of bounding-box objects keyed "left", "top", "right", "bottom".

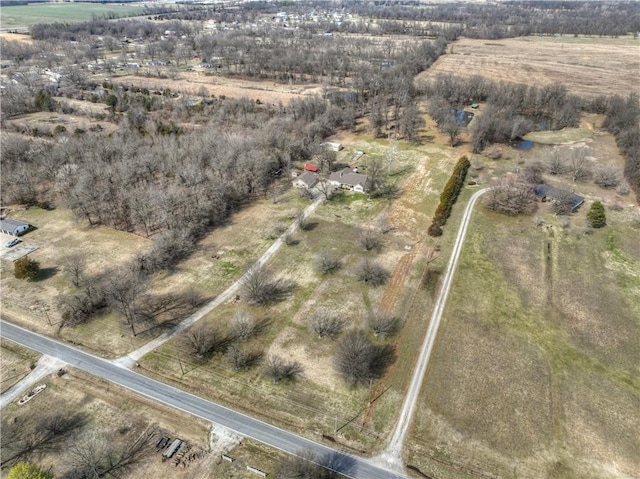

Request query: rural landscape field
[{"left": 1, "top": 1, "right": 638, "bottom": 479}]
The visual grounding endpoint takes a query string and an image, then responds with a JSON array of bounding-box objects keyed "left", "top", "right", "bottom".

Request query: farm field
[
  {"left": 417, "top": 35, "right": 640, "bottom": 98},
  {"left": 406, "top": 129, "right": 640, "bottom": 479},
  {"left": 0, "top": 3, "right": 144, "bottom": 30}
]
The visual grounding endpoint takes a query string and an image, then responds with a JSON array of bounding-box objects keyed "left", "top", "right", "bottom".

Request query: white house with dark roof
[
  {"left": 328, "top": 167, "right": 369, "bottom": 193},
  {"left": 0, "top": 218, "right": 30, "bottom": 236}
]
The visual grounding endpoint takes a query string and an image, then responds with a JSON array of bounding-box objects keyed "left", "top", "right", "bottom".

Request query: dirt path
[
  {"left": 375, "top": 187, "right": 489, "bottom": 470},
  {"left": 379, "top": 253, "right": 415, "bottom": 313}
]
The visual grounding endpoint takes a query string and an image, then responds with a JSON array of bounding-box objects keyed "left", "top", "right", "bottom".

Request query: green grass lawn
[{"left": 1, "top": 3, "right": 144, "bottom": 29}]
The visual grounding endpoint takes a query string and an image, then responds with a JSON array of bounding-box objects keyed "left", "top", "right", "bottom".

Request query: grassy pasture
[
  {"left": 0, "top": 3, "right": 144, "bottom": 30},
  {"left": 406, "top": 184, "right": 640, "bottom": 478}
]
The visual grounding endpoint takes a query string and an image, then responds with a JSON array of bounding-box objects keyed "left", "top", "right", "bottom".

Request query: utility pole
[{"left": 41, "top": 302, "right": 52, "bottom": 326}]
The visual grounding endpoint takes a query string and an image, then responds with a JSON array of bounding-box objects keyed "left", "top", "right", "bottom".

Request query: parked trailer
[{"left": 162, "top": 439, "right": 182, "bottom": 458}]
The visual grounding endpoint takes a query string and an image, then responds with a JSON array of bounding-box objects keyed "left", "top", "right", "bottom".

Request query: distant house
[
  {"left": 329, "top": 167, "right": 369, "bottom": 193},
  {"left": 304, "top": 163, "right": 319, "bottom": 173},
  {"left": 533, "top": 184, "right": 584, "bottom": 211},
  {"left": 0, "top": 218, "right": 30, "bottom": 236},
  {"left": 293, "top": 171, "right": 319, "bottom": 189}
]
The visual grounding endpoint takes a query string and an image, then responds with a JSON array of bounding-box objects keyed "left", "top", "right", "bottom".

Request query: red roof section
[{"left": 304, "top": 164, "right": 319, "bottom": 172}]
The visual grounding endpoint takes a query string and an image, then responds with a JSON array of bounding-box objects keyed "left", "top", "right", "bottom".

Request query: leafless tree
[
  {"left": 354, "top": 258, "right": 389, "bottom": 286},
  {"left": 308, "top": 308, "right": 344, "bottom": 339},
  {"left": 315, "top": 177, "right": 333, "bottom": 200},
  {"left": 296, "top": 212, "right": 313, "bottom": 231},
  {"left": 230, "top": 310, "right": 256, "bottom": 341},
  {"left": 334, "top": 330, "right": 395, "bottom": 386},
  {"left": 225, "top": 344, "right": 262, "bottom": 371},
  {"left": 547, "top": 148, "right": 568, "bottom": 175},
  {"left": 64, "top": 253, "right": 87, "bottom": 288},
  {"left": 569, "top": 147, "right": 592, "bottom": 182},
  {"left": 1, "top": 412, "right": 85, "bottom": 468},
  {"left": 107, "top": 270, "right": 149, "bottom": 336},
  {"left": 314, "top": 251, "right": 341, "bottom": 275},
  {"left": 484, "top": 177, "right": 538, "bottom": 215},
  {"left": 594, "top": 165, "right": 620, "bottom": 188},
  {"left": 181, "top": 323, "right": 228, "bottom": 358},
  {"left": 376, "top": 211, "right": 393, "bottom": 234},
  {"left": 241, "top": 266, "right": 293, "bottom": 305},
  {"left": 264, "top": 355, "right": 304, "bottom": 384},
  {"left": 519, "top": 160, "right": 545, "bottom": 185},
  {"left": 357, "top": 230, "right": 382, "bottom": 251},
  {"left": 368, "top": 311, "right": 402, "bottom": 338},
  {"left": 443, "top": 119, "right": 461, "bottom": 147},
  {"left": 67, "top": 427, "right": 156, "bottom": 479},
  {"left": 552, "top": 190, "right": 578, "bottom": 215}
]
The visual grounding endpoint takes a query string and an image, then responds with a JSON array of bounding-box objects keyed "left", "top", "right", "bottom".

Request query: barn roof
[{"left": 0, "top": 218, "right": 29, "bottom": 234}]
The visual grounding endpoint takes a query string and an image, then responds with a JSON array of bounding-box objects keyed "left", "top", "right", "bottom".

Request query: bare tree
[
  {"left": 548, "top": 148, "right": 568, "bottom": 175},
  {"left": 484, "top": 177, "right": 538, "bottom": 215},
  {"left": 354, "top": 258, "right": 389, "bottom": 286},
  {"left": 225, "top": 344, "right": 262, "bottom": 371},
  {"left": 314, "top": 251, "right": 341, "bottom": 275},
  {"left": 308, "top": 308, "right": 344, "bottom": 339},
  {"left": 519, "top": 160, "right": 545, "bottom": 185},
  {"left": 241, "top": 266, "right": 293, "bottom": 305},
  {"left": 552, "top": 190, "right": 578, "bottom": 215},
  {"left": 67, "top": 427, "right": 156, "bottom": 479},
  {"left": 334, "top": 330, "right": 395, "bottom": 386},
  {"left": 594, "top": 165, "right": 620, "bottom": 188},
  {"left": 569, "top": 147, "right": 592, "bottom": 182},
  {"left": 230, "top": 310, "right": 256, "bottom": 341},
  {"left": 357, "top": 230, "right": 382, "bottom": 251},
  {"left": 376, "top": 210, "right": 393, "bottom": 234},
  {"left": 181, "top": 323, "right": 228, "bottom": 358},
  {"left": 264, "top": 355, "right": 304, "bottom": 384},
  {"left": 368, "top": 311, "right": 402, "bottom": 337},
  {"left": 107, "top": 270, "right": 148, "bottom": 336},
  {"left": 64, "top": 253, "right": 87, "bottom": 288}
]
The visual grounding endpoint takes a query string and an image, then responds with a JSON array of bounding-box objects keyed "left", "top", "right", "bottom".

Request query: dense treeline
[
  {"left": 425, "top": 74, "right": 581, "bottom": 152},
  {"left": 428, "top": 156, "right": 471, "bottom": 237},
  {"left": 601, "top": 94, "right": 640, "bottom": 201},
  {"left": 0, "top": 95, "right": 342, "bottom": 270},
  {"left": 346, "top": 0, "right": 640, "bottom": 38}
]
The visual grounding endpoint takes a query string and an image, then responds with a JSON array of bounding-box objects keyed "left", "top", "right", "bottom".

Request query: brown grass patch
[{"left": 418, "top": 36, "right": 640, "bottom": 98}]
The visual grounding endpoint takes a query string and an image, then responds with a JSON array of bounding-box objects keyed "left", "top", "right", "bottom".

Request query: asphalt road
[
  {"left": 0, "top": 319, "right": 406, "bottom": 479},
  {"left": 382, "top": 187, "right": 489, "bottom": 460}
]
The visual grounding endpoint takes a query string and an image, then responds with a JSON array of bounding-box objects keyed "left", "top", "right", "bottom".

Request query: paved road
[
  {"left": 380, "top": 188, "right": 489, "bottom": 463},
  {"left": 0, "top": 320, "right": 406, "bottom": 479},
  {"left": 117, "top": 194, "right": 325, "bottom": 367}
]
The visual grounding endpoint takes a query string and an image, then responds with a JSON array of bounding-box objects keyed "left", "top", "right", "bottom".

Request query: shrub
[
  {"left": 14, "top": 256, "right": 40, "bottom": 280},
  {"left": 428, "top": 156, "right": 470, "bottom": 235},
  {"left": 587, "top": 200, "right": 606, "bottom": 228},
  {"left": 314, "top": 251, "right": 341, "bottom": 275},
  {"left": 308, "top": 307, "right": 343, "bottom": 339},
  {"left": 354, "top": 258, "right": 389, "bottom": 286},
  {"left": 334, "top": 330, "right": 395, "bottom": 386},
  {"left": 264, "top": 355, "right": 303, "bottom": 384}
]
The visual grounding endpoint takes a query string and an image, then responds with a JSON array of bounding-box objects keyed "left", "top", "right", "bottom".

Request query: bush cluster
[{"left": 428, "top": 156, "right": 471, "bottom": 236}]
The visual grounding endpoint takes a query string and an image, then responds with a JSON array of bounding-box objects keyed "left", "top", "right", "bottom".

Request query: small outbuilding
[
  {"left": 0, "top": 219, "right": 30, "bottom": 236},
  {"left": 303, "top": 163, "right": 319, "bottom": 173}
]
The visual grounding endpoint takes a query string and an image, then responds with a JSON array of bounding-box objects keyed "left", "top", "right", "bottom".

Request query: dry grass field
[
  {"left": 417, "top": 35, "right": 640, "bottom": 98},
  {"left": 0, "top": 339, "right": 39, "bottom": 393},
  {"left": 406, "top": 127, "right": 640, "bottom": 479},
  {"left": 104, "top": 72, "right": 325, "bottom": 105}
]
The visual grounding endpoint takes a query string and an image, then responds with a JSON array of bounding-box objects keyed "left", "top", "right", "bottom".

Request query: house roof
[
  {"left": 296, "top": 171, "right": 318, "bottom": 187},
  {"left": 533, "top": 184, "right": 584, "bottom": 210},
  {"left": 0, "top": 218, "right": 29, "bottom": 234},
  {"left": 329, "top": 167, "right": 368, "bottom": 188},
  {"left": 304, "top": 163, "right": 319, "bottom": 172}
]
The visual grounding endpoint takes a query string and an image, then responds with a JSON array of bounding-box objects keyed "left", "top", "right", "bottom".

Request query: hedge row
[{"left": 428, "top": 156, "right": 471, "bottom": 237}]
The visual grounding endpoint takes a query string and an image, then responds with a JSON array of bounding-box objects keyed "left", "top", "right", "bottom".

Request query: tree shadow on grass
[{"left": 35, "top": 266, "right": 59, "bottom": 281}]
